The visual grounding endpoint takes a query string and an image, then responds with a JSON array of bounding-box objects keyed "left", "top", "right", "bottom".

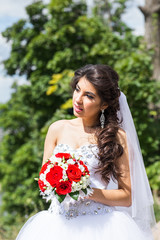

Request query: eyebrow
[{"left": 76, "top": 83, "right": 96, "bottom": 97}]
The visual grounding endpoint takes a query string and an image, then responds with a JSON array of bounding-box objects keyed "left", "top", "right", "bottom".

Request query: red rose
[
  {"left": 46, "top": 165, "right": 63, "bottom": 187},
  {"left": 79, "top": 160, "right": 84, "bottom": 165},
  {"left": 39, "top": 160, "right": 51, "bottom": 176},
  {"left": 79, "top": 160, "right": 89, "bottom": 175},
  {"left": 55, "top": 153, "right": 71, "bottom": 160},
  {"left": 84, "top": 165, "right": 89, "bottom": 175},
  {"left": 38, "top": 179, "right": 46, "bottom": 192},
  {"left": 56, "top": 181, "right": 72, "bottom": 195},
  {"left": 67, "top": 164, "right": 82, "bottom": 182}
]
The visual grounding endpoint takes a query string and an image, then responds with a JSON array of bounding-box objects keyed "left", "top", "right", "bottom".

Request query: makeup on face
[{"left": 72, "top": 77, "right": 102, "bottom": 122}]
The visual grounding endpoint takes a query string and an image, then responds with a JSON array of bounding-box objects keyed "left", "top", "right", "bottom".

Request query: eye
[
  {"left": 75, "top": 86, "right": 80, "bottom": 92},
  {"left": 86, "top": 94, "right": 94, "bottom": 99}
]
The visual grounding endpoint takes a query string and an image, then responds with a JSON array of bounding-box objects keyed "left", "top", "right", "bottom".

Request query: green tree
[{"left": 0, "top": 0, "right": 160, "bottom": 230}]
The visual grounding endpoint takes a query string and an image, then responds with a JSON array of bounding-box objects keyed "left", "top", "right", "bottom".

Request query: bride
[{"left": 16, "top": 64, "right": 155, "bottom": 240}]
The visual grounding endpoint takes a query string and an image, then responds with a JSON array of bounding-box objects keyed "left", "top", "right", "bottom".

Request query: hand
[{"left": 84, "top": 188, "right": 95, "bottom": 200}]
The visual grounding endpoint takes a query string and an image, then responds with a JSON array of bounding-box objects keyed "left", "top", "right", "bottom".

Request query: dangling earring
[{"left": 100, "top": 109, "right": 105, "bottom": 129}]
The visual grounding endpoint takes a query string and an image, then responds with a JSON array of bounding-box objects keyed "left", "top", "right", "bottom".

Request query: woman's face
[{"left": 72, "top": 77, "right": 107, "bottom": 124}]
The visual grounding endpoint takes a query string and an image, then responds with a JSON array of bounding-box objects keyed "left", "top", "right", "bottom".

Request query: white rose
[
  {"left": 81, "top": 176, "right": 87, "bottom": 183},
  {"left": 81, "top": 176, "right": 90, "bottom": 187},
  {"left": 78, "top": 164, "right": 85, "bottom": 172},
  {"left": 44, "top": 180, "right": 51, "bottom": 186},
  {"left": 71, "top": 182, "right": 80, "bottom": 191},
  {"left": 75, "top": 182, "right": 82, "bottom": 191},
  {"left": 44, "top": 187, "right": 52, "bottom": 195},
  {"left": 49, "top": 155, "right": 56, "bottom": 162},
  {"left": 61, "top": 163, "right": 68, "bottom": 170},
  {"left": 63, "top": 170, "right": 68, "bottom": 180},
  {"left": 44, "top": 165, "right": 52, "bottom": 174},
  {"left": 67, "top": 159, "right": 75, "bottom": 165},
  {"left": 40, "top": 173, "right": 45, "bottom": 181}
]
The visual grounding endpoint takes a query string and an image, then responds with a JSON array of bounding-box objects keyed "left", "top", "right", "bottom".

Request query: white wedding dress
[{"left": 16, "top": 143, "right": 154, "bottom": 240}]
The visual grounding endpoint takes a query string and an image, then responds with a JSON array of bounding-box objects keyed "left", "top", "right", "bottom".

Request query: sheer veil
[{"left": 117, "top": 92, "right": 156, "bottom": 234}]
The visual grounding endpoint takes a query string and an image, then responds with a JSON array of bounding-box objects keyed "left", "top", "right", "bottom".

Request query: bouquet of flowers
[{"left": 37, "top": 152, "right": 92, "bottom": 203}]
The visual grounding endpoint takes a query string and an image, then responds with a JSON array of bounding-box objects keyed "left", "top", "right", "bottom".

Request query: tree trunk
[{"left": 139, "top": 0, "right": 160, "bottom": 81}]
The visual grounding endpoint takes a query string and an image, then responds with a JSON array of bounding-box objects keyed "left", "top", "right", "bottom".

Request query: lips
[{"left": 74, "top": 104, "right": 83, "bottom": 112}]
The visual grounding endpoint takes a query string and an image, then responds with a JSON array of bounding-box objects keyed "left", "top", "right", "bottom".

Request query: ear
[{"left": 101, "top": 103, "right": 108, "bottom": 111}]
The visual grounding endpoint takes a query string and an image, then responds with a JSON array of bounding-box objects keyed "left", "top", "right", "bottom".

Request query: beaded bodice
[{"left": 48, "top": 144, "right": 115, "bottom": 219}]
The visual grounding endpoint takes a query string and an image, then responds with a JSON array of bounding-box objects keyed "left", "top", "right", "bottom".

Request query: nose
[{"left": 75, "top": 93, "right": 83, "bottom": 105}]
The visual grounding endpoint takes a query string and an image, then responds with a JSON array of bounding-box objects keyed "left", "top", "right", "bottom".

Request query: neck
[{"left": 76, "top": 117, "right": 99, "bottom": 132}]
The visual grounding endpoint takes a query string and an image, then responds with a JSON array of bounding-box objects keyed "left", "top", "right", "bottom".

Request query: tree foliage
[{"left": 0, "top": 0, "right": 160, "bottom": 228}]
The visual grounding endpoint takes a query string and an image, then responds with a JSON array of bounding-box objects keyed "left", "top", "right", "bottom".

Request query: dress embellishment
[{"left": 47, "top": 143, "right": 114, "bottom": 220}]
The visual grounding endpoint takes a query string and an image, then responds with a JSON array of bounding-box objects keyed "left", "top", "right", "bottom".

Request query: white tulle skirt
[{"left": 16, "top": 209, "right": 153, "bottom": 240}]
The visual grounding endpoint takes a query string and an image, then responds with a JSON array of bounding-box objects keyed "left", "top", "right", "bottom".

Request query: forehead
[{"left": 77, "top": 77, "right": 97, "bottom": 94}]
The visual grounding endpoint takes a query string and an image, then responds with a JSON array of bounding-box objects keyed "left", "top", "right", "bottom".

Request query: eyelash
[
  {"left": 75, "top": 87, "right": 79, "bottom": 92},
  {"left": 86, "top": 94, "right": 94, "bottom": 99},
  {"left": 75, "top": 87, "right": 94, "bottom": 99}
]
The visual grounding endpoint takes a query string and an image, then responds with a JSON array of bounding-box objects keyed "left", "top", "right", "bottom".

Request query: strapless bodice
[
  {"left": 48, "top": 143, "right": 115, "bottom": 219},
  {"left": 53, "top": 143, "right": 107, "bottom": 189}
]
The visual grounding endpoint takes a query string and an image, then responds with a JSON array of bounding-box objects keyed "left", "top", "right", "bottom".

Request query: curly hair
[{"left": 71, "top": 64, "right": 123, "bottom": 184}]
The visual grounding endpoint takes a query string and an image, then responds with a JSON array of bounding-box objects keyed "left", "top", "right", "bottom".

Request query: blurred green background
[{"left": 0, "top": 0, "right": 160, "bottom": 239}]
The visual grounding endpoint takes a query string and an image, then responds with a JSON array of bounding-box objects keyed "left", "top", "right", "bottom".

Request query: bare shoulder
[
  {"left": 117, "top": 128, "right": 127, "bottom": 147},
  {"left": 117, "top": 127, "right": 126, "bottom": 137},
  {"left": 49, "top": 119, "right": 67, "bottom": 131},
  {"left": 48, "top": 119, "right": 75, "bottom": 133},
  {"left": 43, "top": 120, "right": 71, "bottom": 164}
]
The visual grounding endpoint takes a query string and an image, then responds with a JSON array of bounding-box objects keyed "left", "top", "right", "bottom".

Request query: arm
[
  {"left": 42, "top": 121, "right": 63, "bottom": 165},
  {"left": 88, "top": 129, "right": 132, "bottom": 207}
]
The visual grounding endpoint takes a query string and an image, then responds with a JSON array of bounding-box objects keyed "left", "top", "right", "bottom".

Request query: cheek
[
  {"left": 85, "top": 101, "right": 101, "bottom": 112},
  {"left": 72, "top": 91, "right": 76, "bottom": 102}
]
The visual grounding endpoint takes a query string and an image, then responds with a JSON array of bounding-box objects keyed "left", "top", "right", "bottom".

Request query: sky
[{"left": 0, "top": 0, "right": 145, "bottom": 103}]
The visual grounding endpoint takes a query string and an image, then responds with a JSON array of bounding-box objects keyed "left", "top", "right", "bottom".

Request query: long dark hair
[{"left": 71, "top": 64, "right": 123, "bottom": 184}]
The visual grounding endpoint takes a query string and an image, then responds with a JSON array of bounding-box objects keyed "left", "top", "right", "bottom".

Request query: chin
[{"left": 73, "top": 110, "right": 82, "bottom": 118}]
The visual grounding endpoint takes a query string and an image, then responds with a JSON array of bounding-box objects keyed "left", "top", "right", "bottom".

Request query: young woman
[{"left": 16, "top": 64, "right": 155, "bottom": 240}]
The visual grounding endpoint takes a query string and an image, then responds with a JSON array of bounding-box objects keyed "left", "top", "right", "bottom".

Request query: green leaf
[
  {"left": 81, "top": 188, "right": 87, "bottom": 195},
  {"left": 54, "top": 191, "right": 66, "bottom": 203},
  {"left": 69, "top": 191, "right": 79, "bottom": 201}
]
